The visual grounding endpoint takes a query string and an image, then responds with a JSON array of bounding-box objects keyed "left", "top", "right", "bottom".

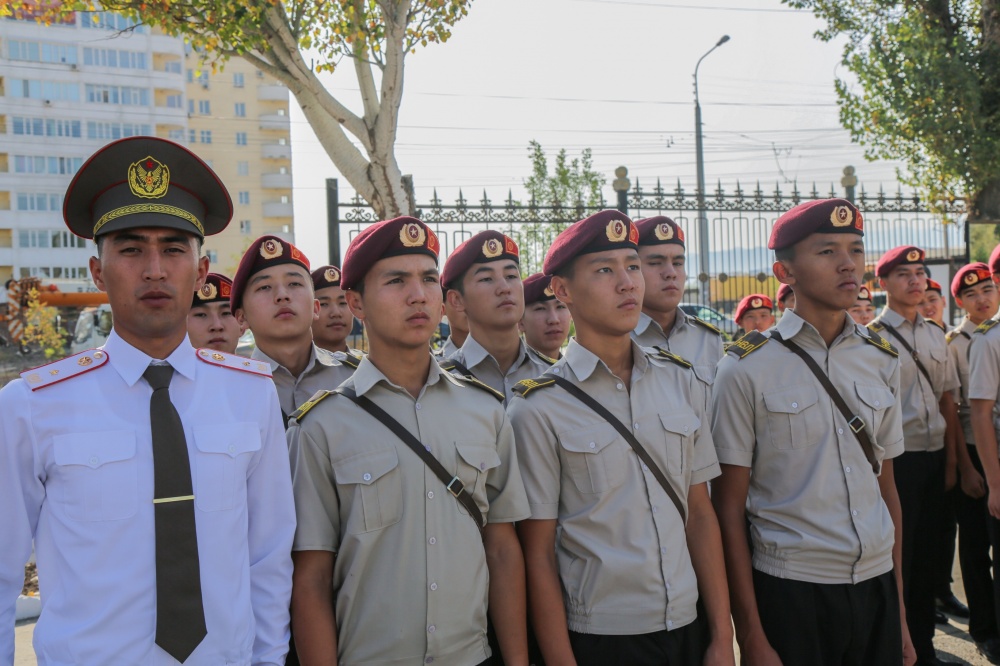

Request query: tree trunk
[{"left": 971, "top": 180, "right": 1000, "bottom": 224}]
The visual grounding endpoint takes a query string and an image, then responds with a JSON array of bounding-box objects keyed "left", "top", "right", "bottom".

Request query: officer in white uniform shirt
[{"left": 0, "top": 136, "right": 296, "bottom": 665}]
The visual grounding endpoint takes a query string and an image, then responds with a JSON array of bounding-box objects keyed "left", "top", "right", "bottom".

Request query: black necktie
[{"left": 144, "top": 364, "right": 207, "bottom": 662}]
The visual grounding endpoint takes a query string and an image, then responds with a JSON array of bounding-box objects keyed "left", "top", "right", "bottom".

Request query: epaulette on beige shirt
[
  {"left": 447, "top": 335, "right": 552, "bottom": 403},
  {"left": 968, "top": 318, "right": 1000, "bottom": 444},
  {"left": 947, "top": 317, "right": 978, "bottom": 445},
  {"left": 252, "top": 343, "right": 353, "bottom": 417},
  {"left": 712, "top": 311, "right": 903, "bottom": 585},
  {"left": 632, "top": 311, "right": 724, "bottom": 391}
]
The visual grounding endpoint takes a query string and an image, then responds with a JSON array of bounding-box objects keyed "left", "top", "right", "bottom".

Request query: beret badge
[
  {"left": 606, "top": 219, "right": 627, "bottom": 242},
  {"left": 483, "top": 238, "right": 503, "bottom": 259},
  {"left": 128, "top": 156, "right": 170, "bottom": 199},
  {"left": 325, "top": 267, "right": 340, "bottom": 283},
  {"left": 906, "top": 249, "right": 922, "bottom": 262},
  {"left": 260, "top": 238, "right": 283, "bottom": 260},
  {"left": 859, "top": 286, "right": 871, "bottom": 299},
  {"left": 751, "top": 297, "right": 763, "bottom": 308},
  {"left": 654, "top": 223, "right": 674, "bottom": 241},
  {"left": 543, "top": 285, "right": 555, "bottom": 297},
  {"left": 198, "top": 283, "right": 218, "bottom": 301},
  {"left": 966, "top": 272, "right": 979, "bottom": 285},
  {"left": 830, "top": 205, "right": 853, "bottom": 228},
  {"left": 400, "top": 222, "right": 426, "bottom": 248}
]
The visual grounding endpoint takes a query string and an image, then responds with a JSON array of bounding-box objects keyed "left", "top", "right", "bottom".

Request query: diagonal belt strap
[
  {"left": 144, "top": 364, "right": 207, "bottom": 662},
  {"left": 335, "top": 387, "right": 485, "bottom": 534},
  {"left": 769, "top": 333, "right": 880, "bottom": 475},
  {"left": 541, "top": 374, "right": 687, "bottom": 523},
  {"left": 879, "top": 322, "right": 933, "bottom": 388}
]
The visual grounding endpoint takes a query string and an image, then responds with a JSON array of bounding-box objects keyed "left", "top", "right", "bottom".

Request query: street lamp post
[{"left": 694, "top": 34, "right": 730, "bottom": 306}]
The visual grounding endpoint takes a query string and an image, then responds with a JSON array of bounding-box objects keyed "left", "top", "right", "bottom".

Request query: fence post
[
  {"left": 613, "top": 166, "right": 630, "bottom": 215},
  {"left": 326, "top": 178, "right": 340, "bottom": 265},
  {"left": 841, "top": 166, "right": 857, "bottom": 204}
]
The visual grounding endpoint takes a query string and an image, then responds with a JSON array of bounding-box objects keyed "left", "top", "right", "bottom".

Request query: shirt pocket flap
[
  {"left": 692, "top": 365, "right": 715, "bottom": 387},
  {"left": 929, "top": 347, "right": 946, "bottom": 362},
  {"left": 855, "top": 383, "right": 894, "bottom": 410},
  {"left": 456, "top": 444, "right": 502, "bottom": 472},
  {"left": 193, "top": 422, "right": 261, "bottom": 457},
  {"left": 762, "top": 385, "right": 819, "bottom": 415},
  {"left": 557, "top": 422, "right": 618, "bottom": 454},
  {"left": 53, "top": 431, "right": 136, "bottom": 469},
  {"left": 659, "top": 413, "right": 701, "bottom": 436},
  {"left": 334, "top": 450, "right": 399, "bottom": 486}
]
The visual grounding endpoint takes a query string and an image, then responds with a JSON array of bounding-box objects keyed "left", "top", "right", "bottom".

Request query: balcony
[
  {"left": 261, "top": 172, "right": 293, "bottom": 189},
  {"left": 262, "top": 143, "right": 291, "bottom": 160},
  {"left": 259, "top": 114, "right": 291, "bottom": 131},
  {"left": 263, "top": 201, "right": 293, "bottom": 218},
  {"left": 258, "top": 84, "right": 288, "bottom": 102}
]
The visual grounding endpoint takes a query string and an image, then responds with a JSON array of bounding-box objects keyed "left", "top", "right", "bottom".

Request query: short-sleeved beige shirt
[
  {"left": 871, "top": 307, "right": 959, "bottom": 452},
  {"left": 253, "top": 343, "right": 353, "bottom": 417},
  {"left": 436, "top": 335, "right": 461, "bottom": 359},
  {"left": 948, "top": 317, "right": 978, "bottom": 445},
  {"left": 288, "top": 356, "right": 529, "bottom": 666},
  {"left": 632, "top": 311, "right": 725, "bottom": 388},
  {"left": 968, "top": 319, "right": 1000, "bottom": 446},
  {"left": 448, "top": 335, "right": 551, "bottom": 403},
  {"left": 507, "top": 339, "right": 719, "bottom": 636},
  {"left": 712, "top": 311, "right": 903, "bottom": 585}
]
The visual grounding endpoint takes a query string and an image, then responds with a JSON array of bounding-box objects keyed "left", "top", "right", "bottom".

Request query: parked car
[{"left": 678, "top": 303, "right": 739, "bottom": 338}]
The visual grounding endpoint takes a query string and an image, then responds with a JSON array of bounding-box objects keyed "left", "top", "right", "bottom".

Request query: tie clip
[{"left": 152, "top": 495, "right": 195, "bottom": 504}]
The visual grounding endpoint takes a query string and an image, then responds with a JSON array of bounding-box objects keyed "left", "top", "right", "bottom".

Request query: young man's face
[
  {"left": 638, "top": 243, "right": 685, "bottom": 314},
  {"left": 519, "top": 299, "right": 571, "bottom": 355},
  {"left": 957, "top": 280, "right": 1000, "bottom": 325},
  {"left": 919, "top": 289, "right": 944, "bottom": 324},
  {"left": 235, "top": 264, "right": 318, "bottom": 342},
  {"left": 738, "top": 309, "right": 775, "bottom": 334},
  {"left": 349, "top": 254, "right": 443, "bottom": 352},
  {"left": 90, "top": 227, "right": 207, "bottom": 346},
  {"left": 551, "top": 248, "right": 644, "bottom": 339},
  {"left": 848, "top": 300, "right": 876, "bottom": 326},
  {"left": 879, "top": 264, "right": 927, "bottom": 308},
  {"left": 778, "top": 293, "right": 795, "bottom": 312},
  {"left": 453, "top": 260, "right": 524, "bottom": 330},
  {"left": 312, "top": 285, "right": 353, "bottom": 351},
  {"left": 442, "top": 294, "right": 469, "bottom": 338},
  {"left": 187, "top": 301, "right": 242, "bottom": 353},
  {"left": 776, "top": 233, "right": 864, "bottom": 313}
]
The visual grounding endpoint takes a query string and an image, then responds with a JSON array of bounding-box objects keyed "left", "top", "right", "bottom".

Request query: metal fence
[{"left": 327, "top": 174, "right": 969, "bottom": 313}]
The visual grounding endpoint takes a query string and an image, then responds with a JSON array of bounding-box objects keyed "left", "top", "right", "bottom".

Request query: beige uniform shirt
[
  {"left": 871, "top": 307, "right": 959, "bottom": 452},
  {"left": 632, "top": 311, "right": 725, "bottom": 389},
  {"left": 968, "top": 319, "right": 1000, "bottom": 445},
  {"left": 508, "top": 339, "right": 719, "bottom": 635},
  {"left": 712, "top": 311, "right": 903, "bottom": 584},
  {"left": 436, "top": 335, "right": 460, "bottom": 359},
  {"left": 448, "top": 335, "right": 551, "bottom": 403},
  {"left": 289, "top": 357, "right": 529, "bottom": 666},
  {"left": 948, "top": 317, "right": 978, "bottom": 446},
  {"left": 252, "top": 343, "right": 353, "bottom": 417}
]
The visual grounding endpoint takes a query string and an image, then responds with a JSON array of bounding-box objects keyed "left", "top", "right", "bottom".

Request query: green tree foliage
[
  {"left": 22, "top": 289, "right": 66, "bottom": 358},
  {"left": 784, "top": 1, "right": 1000, "bottom": 218}
]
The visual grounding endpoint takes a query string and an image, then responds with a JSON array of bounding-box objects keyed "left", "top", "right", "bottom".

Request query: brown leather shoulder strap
[{"left": 879, "top": 322, "right": 933, "bottom": 388}]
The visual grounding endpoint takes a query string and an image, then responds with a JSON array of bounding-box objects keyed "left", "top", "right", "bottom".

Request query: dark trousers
[
  {"left": 895, "top": 449, "right": 947, "bottom": 661},
  {"left": 955, "top": 445, "right": 999, "bottom": 641},
  {"left": 567, "top": 612, "right": 708, "bottom": 666},
  {"left": 752, "top": 569, "right": 902, "bottom": 666},
  {"left": 933, "top": 488, "right": 958, "bottom": 599}
]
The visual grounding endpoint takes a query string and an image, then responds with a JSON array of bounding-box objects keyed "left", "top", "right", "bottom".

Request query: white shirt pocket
[
  {"left": 193, "top": 422, "right": 262, "bottom": 512},
  {"left": 52, "top": 431, "right": 138, "bottom": 522}
]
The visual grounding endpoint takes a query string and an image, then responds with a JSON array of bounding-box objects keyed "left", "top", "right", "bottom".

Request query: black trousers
[
  {"left": 567, "top": 612, "right": 708, "bottom": 666},
  {"left": 753, "top": 569, "right": 902, "bottom": 666},
  {"left": 933, "top": 487, "right": 958, "bottom": 599},
  {"left": 954, "top": 445, "right": 999, "bottom": 641},
  {"left": 894, "top": 449, "right": 947, "bottom": 661}
]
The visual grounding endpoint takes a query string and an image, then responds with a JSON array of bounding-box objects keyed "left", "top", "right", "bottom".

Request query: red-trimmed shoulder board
[
  {"left": 21, "top": 349, "right": 109, "bottom": 391},
  {"left": 195, "top": 348, "right": 272, "bottom": 377}
]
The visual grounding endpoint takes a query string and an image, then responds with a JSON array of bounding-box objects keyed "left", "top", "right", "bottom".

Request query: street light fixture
[{"left": 694, "top": 34, "right": 730, "bottom": 305}]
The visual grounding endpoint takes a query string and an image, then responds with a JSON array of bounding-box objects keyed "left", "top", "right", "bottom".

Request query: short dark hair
[{"left": 774, "top": 246, "right": 795, "bottom": 262}]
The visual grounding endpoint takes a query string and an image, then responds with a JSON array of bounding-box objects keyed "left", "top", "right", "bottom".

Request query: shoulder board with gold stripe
[
  {"left": 450, "top": 373, "right": 505, "bottom": 402},
  {"left": 528, "top": 347, "right": 557, "bottom": 366},
  {"left": 975, "top": 318, "right": 1000, "bottom": 335},
  {"left": 927, "top": 319, "right": 945, "bottom": 332},
  {"left": 20, "top": 349, "right": 109, "bottom": 391},
  {"left": 945, "top": 329, "right": 970, "bottom": 344},
  {"left": 289, "top": 389, "right": 334, "bottom": 423},
  {"left": 651, "top": 346, "right": 693, "bottom": 369},
  {"left": 867, "top": 321, "right": 886, "bottom": 334},
  {"left": 724, "top": 331, "right": 768, "bottom": 359},
  {"left": 339, "top": 352, "right": 363, "bottom": 369},
  {"left": 196, "top": 348, "right": 272, "bottom": 377},
  {"left": 863, "top": 330, "right": 899, "bottom": 358},
  {"left": 512, "top": 376, "right": 557, "bottom": 398},
  {"left": 691, "top": 316, "right": 722, "bottom": 336}
]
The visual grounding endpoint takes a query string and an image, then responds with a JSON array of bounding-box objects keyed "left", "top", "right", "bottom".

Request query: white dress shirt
[{"left": 0, "top": 331, "right": 295, "bottom": 665}]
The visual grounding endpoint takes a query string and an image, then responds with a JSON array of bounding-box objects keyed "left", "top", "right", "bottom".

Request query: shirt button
[
  {"left": 430, "top": 582, "right": 438, "bottom": 591},
  {"left": 363, "top": 473, "right": 372, "bottom": 482},
  {"left": 616, "top": 383, "right": 624, "bottom": 390},
  {"left": 642, "top": 464, "right": 649, "bottom": 471},
  {"left": 838, "top": 428, "right": 844, "bottom": 435},
  {"left": 480, "top": 462, "right": 486, "bottom": 470},
  {"left": 845, "top": 466, "right": 852, "bottom": 473},
  {"left": 228, "top": 444, "right": 236, "bottom": 453},
  {"left": 791, "top": 402, "right": 798, "bottom": 409},
  {"left": 660, "top": 546, "right": 667, "bottom": 554},
  {"left": 852, "top": 510, "right": 858, "bottom": 516},
  {"left": 652, "top": 506, "right": 658, "bottom": 513},
  {"left": 427, "top": 491, "right": 434, "bottom": 499},
  {"left": 416, "top": 403, "right": 422, "bottom": 410},
  {"left": 874, "top": 400, "right": 880, "bottom": 407},
  {"left": 633, "top": 423, "right": 640, "bottom": 430},
  {"left": 425, "top": 659, "right": 434, "bottom": 664},
  {"left": 429, "top": 537, "right": 436, "bottom": 545},
  {"left": 667, "top": 620, "right": 674, "bottom": 630},
  {"left": 552, "top": 367, "right": 561, "bottom": 374},
  {"left": 588, "top": 442, "right": 596, "bottom": 449},
  {"left": 428, "top": 625, "right": 436, "bottom": 633},
  {"left": 89, "top": 456, "right": 99, "bottom": 465}
]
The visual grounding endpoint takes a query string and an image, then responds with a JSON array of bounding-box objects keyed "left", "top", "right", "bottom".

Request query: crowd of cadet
[{"left": 5, "top": 136, "right": 1000, "bottom": 666}]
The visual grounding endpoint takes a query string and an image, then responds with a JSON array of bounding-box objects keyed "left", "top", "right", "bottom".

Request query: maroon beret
[
  {"left": 340, "top": 216, "right": 440, "bottom": 291},
  {"left": 311, "top": 265, "right": 342, "bottom": 291},
  {"left": 776, "top": 283, "right": 793, "bottom": 304},
  {"left": 523, "top": 272, "right": 556, "bottom": 305},
  {"left": 875, "top": 245, "right": 925, "bottom": 278},
  {"left": 64, "top": 136, "right": 232, "bottom": 239},
  {"left": 231, "top": 235, "right": 311, "bottom": 309},
  {"left": 989, "top": 244, "right": 1000, "bottom": 275},
  {"left": 926, "top": 278, "right": 942, "bottom": 294},
  {"left": 192, "top": 272, "right": 233, "bottom": 307},
  {"left": 857, "top": 285, "right": 873, "bottom": 302},
  {"left": 735, "top": 294, "right": 773, "bottom": 323},
  {"left": 952, "top": 262, "right": 993, "bottom": 298},
  {"left": 441, "top": 230, "right": 519, "bottom": 289},
  {"left": 636, "top": 216, "right": 685, "bottom": 248},
  {"left": 543, "top": 210, "right": 639, "bottom": 276},
  {"left": 768, "top": 198, "right": 863, "bottom": 251}
]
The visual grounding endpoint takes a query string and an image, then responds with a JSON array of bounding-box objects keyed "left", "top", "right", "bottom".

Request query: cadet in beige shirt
[
  {"left": 870, "top": 244, "right": 961, "bottom": 666},
  {"left": 509, "top": 210, "right": 732, "bottom": 666},
  {"left": 442, "top": 230, "right": 552, "bottom": 402},
  {"left": 631, "top": 216, "right": 724, "bottom": 397},
  {"left": 288, "top": 216, "right": 530, "bottom": 666},
  {"left": 231, "top": 235, "right": 353, "bottom": 422},
  {"left": 711, "top": 199, "right": 912, "bottom": 666}
]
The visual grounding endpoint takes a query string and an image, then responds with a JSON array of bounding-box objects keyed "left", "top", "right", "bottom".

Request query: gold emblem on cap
[
  {"left": 198, "top": 283, "right": 218, "bottom": 300},
  {"left": 906, "top": 249, "right": 921, "bottom": 262},
  {"left": 751, "top": 297, "right": 763, "bottom": 308},
  {"left": 543, "top": 285, "right": 555, "bottom": 297},
  {"left": 482, "top": 238, "right": 503, "bottom": 258},
  {"left": 78, "top": 356, "right": 92, "bottom": 367},
  {"left": 128, "top": 156, "right": 170, "bottom": 199},
  {"left": 606, "top": 219, "right": 627, "bottom": 242},
  {"left": 324, "top": 267, "right": 340, "bottom": 283},
  {"left": 260, "top": 239, "right": 283, "bottom": 260},
  {"left": 400, "top": 222, "right": 426, "bottom": 248},
  {"left": 654, "top": 223, "right": 674, "bottom": 241},
  {"left": 966, "top": 273, "right": 979, "bottom": 285},
  {"left": 830, "top": 205, "right": 853, "bottom": 227}
]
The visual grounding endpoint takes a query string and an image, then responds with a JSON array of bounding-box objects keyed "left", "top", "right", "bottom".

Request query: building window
[
  {"left": 233, "top": 73, "right": 245, "bottom": 88},
  {"left": 280, "top": 195, "right": 289, "bottom": 204},
  {"left": 235, "top": 132, "right": 248, "bottom": 146},
  {"left": 200, "top": 130, "right": 212, "bottom": 144},
  {"left": 168, "top": 129, "right": 184, "bottom": 142},
  {"left": 13, "top": 117, "right": 81, "bottom": 138},
  {"left": 166, "top": 94, "right": 183, "bottom": 108},
  {"left": 239, "top": 220, "right": 252, "bottom": 234},
  {"left": 206, "top": 250, "right": 218, "bottom": 264},
  {"left": 234, "top": 102, "right": 246, "bottom": 117},
  {"left": 238, "top": 191, "right": 250, "bottom": 205},
  {"left": 8, "top": 79, "right": 80, "bottom": 102},
  {"left": 198, "top": 100, "right": 210, "bottom": 115},
  {"left": 9, "top": 40, "right": 78, "bottom": 65},
  {"left": 189, "top": 129, "right": 196, "bottom": 144},
  {"left": 237, "top": 161, "right": 250, "bottom": 176},
  {"left": 186, "top": 69, "right": 194, "bottom": 83}
]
